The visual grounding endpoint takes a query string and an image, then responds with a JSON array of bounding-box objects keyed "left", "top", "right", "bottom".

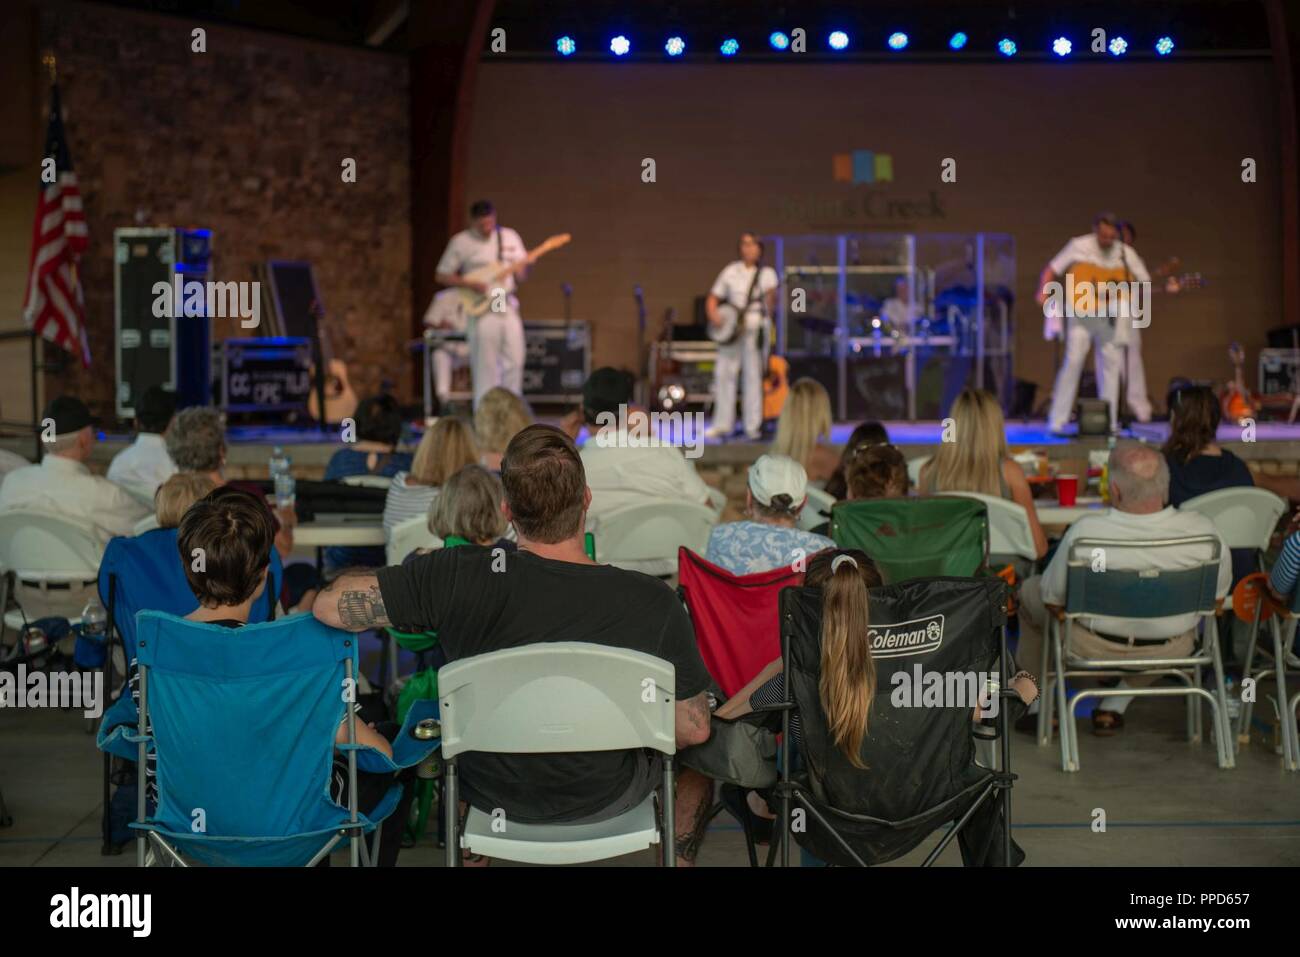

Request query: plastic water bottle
[
  {"left": 1224, "top": 677, "right": 1241, "bottom": 721},
  {"left": 81, "top": 598, "right": 107, "bottom": 642},
  {"left": 269, "top": 446, "right": 295, "bottom": 510}
]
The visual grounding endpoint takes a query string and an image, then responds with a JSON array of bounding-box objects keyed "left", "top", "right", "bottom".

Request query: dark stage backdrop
[
  {"left": 33, "top": 3, "right": 413, "bottom": 420},
  {"left": 464, "top": 60, "right": 1280, "bottom": 416}
]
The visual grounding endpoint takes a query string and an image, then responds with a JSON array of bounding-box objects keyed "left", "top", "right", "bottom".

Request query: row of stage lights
[{"left": 554, "top": 32, "right": 1177, "bottom": 58}]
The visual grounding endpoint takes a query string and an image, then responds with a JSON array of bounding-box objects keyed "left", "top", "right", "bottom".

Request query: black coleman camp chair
[{"left": 762, "top": 576, "right": 1019, "bottom": 866}]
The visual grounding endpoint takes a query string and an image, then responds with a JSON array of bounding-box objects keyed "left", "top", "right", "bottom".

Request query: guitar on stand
[
  {"left": 305, "top": 299, "right": 358, "bottom": 425},
  {"left": 456, "top": 233, "right": 571, "bottom": 317}
]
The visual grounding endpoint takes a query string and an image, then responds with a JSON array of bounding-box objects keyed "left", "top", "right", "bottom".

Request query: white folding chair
[
  {"left": 940, "top": 491, "right": 1038, "bottom": 564},
  {"left": 0, "top": 510, "right": 104, "bottom": 637},
  {"left": 386, "top": 516, "right": 443, "bottom": 567},
  {"left": 1180, "top": 487, "right": 1289, "bottom": 757},
  {"left": 797, "top": 486, "right": 836, "bottom": 532},
  {"left": 439, "top": 641, "right": 677, "bottom": 866},
  {"left": 341, "top": 474, "right": 395, "bottom": 490},
  {"left": 1040, "top": 536, "right": 1233, "bottom": 772},
  {"left": 133, "top": 514, "right": 160, "bottom": 536},
  {"left": 591, "top": 499, "right": 717, "bottom": 572}
]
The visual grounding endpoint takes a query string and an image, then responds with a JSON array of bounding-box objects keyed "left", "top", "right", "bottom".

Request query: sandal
[{"left": 1091, "top": 709, "right": 1125, "bottom": 736}]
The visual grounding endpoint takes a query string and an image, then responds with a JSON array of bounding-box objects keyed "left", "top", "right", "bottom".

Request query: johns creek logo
[
  {"left": 867, "top": 614, "right": 944, "bottom": 658},
  {"left": 833, "top": 149, "right": 894, "bottom": 185}
]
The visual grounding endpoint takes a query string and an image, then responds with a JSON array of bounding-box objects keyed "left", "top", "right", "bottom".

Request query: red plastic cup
[{"left": 1056, "top": 474, "right": 1078, "bottom": 507}]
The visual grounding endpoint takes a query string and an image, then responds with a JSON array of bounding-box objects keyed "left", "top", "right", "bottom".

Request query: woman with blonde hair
[
  {"left": 383, "top": 417, "right": 479, "bottom": 534},
  {"left": 154, "top": 472, "right": 219, "bottom": 528},
  {"left": 918, "top": 388, "right": 1047, "bottom": 558},
  {"left": 773, "top": 377, "right": 838, "bottom": 484},
  {"left": 474, "top": 387, "right": 533, "bottom": 472}
]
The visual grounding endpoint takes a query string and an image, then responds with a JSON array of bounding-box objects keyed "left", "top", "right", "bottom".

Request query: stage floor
[{"left": 39, "top": 416, "right": 1300, "bottom": 473}]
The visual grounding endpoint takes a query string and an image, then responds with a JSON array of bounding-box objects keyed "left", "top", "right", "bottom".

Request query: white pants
[
  {"left": 1048, "top": 320, "right": 1126, "bottom": 431},
  {"left": 712, "top": 330, "right": 763, "bottom": 436},
  {"left": 470, "top": 310, "right": 525, "bottom": 408},
  {"left": 432, "top": 342, "right": 470, "bottom": 404},
  {"left": 1108, "top": 327, "right": 1152, "bottom": 423}
]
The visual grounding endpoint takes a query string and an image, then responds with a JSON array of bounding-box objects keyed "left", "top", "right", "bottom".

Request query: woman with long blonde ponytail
[{"left": 817, "top": 553, "right": 876, "bottom": 768}]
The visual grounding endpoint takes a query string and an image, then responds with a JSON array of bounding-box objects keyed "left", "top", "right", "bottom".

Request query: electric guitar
[{"left": 456, "top": 233, "right": 571, "bottom": 318}]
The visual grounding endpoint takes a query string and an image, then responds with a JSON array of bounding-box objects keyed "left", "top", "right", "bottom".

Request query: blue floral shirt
[{"left": 704, "top": 521, "right": 835, "bottom": 576}]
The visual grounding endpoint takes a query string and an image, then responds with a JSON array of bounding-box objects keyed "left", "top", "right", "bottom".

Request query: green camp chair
[{"left": 830, "top": 497, "right": 989, "bottom": 584}]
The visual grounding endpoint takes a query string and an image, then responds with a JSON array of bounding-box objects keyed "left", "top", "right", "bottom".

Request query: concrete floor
[{"left": 2, "top": 692, "right": 1297, "bottom": 868}]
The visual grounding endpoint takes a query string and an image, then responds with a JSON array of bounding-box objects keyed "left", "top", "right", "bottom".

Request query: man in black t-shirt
[{"left": 314, "top": 425, "right": 716, "bottom": 864}]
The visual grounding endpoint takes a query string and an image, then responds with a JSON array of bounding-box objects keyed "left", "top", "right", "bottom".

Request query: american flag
[{"left": 22, "top": 82, "right": 90, "bottom": 366}]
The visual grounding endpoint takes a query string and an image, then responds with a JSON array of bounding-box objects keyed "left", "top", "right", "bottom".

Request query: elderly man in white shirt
[
  {"left": 1016, "top": 441, "right": 1232, "bottom": 736},
  {"left": 577, "top": 368, "right": 718, "bottom": 577},
  {"left": 107, "top": 384, "right": 177, "bottom": 504},
  {"left": 0, "top": 396, "right": 151, "bottom": 545}
]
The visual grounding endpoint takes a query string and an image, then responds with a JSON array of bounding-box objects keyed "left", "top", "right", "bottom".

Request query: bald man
[{"left": 1015, "top": 442, "right": 1231, "bottom": 736}]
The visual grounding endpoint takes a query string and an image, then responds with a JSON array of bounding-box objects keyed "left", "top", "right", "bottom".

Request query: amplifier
[
  {"left": 1259, "top": 348, "right": 1299, "bottom": 396},
  {"left": 521, "top": 320, "right": 590, "bottom": 403},
  {"left": 218, "top": 337, "right": 314, "bottom": 414}
]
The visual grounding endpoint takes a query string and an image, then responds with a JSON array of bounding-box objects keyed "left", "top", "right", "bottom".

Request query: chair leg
[
  {"left": 1288, "top": 689, "right": 1300, "bottom": 771},
  {"left": 1037, "top": 620, "right": 1054, "bottom": 745},
  {"left": 661, "top": 757, "right": 675, "bottom": 868},
  {"left": 444, "top": 762, "right": 461, "bottom": 868},
  {"left": 1190, "top": 663, "right": 1203, "bottom": 743},
  {"left": 1273, "top": 621, "right": 1299, "bottom": 771},
  {"left": 1208, "top": 620, "right": 1234, "bottom": 770},
  {"left": 1238, "top": 604, "right": 1263, "bottom": 740},
  {"left": 1054, "top": 630, "right": 1075, "bottom": 772}
]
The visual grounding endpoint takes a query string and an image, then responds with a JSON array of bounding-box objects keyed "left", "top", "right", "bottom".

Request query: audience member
[
  {"left": 165, "top": 406, "right": 227, "bottom": 482},
  {"left": 430, "top": 464, "right": 513, "bottom": 550},
  {"left": 107, "top": 385, "right": 177, "bottom": 503},
  {"left": 1015, "top": 443, "right": 1232, "bottom": 736},
  {"left": 773, "top": 378, "right": 838, "bottom": 485},
  {"left": 154, "top": 472, "right": 218, "bottom": 528},
  {"left": 919, "top": 387, "right": 1047, "bottom": 558},
  {"left": 713, "top": 547, "right": 1035, "bottom": 864},
  {"left": 178, "top": 487, "right": 410, "bottom": 865},
  {"left": 383, "top": 417, "right": 478, "bottom": 535},
  {"left": 0, "top": 396, "right": 149, "bottom": 543},
  {"left": 846, "top": 443, "right": 909, "bottom": 500},
  {"left": 324, "top": 394, "right": 411, "bottom": 481},
  {"left": 579, "top": 367, "right": 716, "bottom": 576},
  {"left": 823, "top": 420, "right": 889, "bottom": 499},
  {"left": 314, "top": 425, "right": 714, "bottom": 865},
  {"left": 474, "top": 386, "right": 532, "bottom": 472},
  {"left": 0, "top": 448, "right": 30, "bottom": 483},
  {"left": 705, "top": 453, "right": 834, "bottom": 575}
]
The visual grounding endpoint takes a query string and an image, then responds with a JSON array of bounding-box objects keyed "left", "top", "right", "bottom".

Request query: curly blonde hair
[{"left": 474, "top": 388, "right": 533, "bottom": 454}]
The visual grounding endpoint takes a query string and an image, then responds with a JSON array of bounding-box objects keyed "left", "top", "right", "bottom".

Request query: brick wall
[{"left": 38, "top": 3, "right": 411, "bottom": 422}]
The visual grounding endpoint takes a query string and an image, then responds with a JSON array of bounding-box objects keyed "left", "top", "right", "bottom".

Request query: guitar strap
[{"left": 740, "top": 264, "right": 765, "bottom": 351}]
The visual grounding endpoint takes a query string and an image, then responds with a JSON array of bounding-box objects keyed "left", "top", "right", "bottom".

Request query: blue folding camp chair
[
  {"left": 98, "top": 611, "right": 439, "bottom": 866},
  {"left": 95, "top": 528, "right": 283, "bottom": 854}
]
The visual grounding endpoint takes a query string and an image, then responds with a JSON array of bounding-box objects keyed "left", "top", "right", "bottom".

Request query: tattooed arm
[
  {"left": 674, "top": 691, "right": 712, "bottom": 748},
  {"left": 313, "top": 572, "right": 391, "bottom": 631}
]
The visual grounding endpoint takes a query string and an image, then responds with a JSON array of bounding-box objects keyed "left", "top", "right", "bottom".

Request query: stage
[{"left": 8, "top": 416, "right": 1294, "bottom": 484}]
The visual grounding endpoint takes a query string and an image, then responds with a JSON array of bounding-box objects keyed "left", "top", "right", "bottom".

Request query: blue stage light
[
  {"left": 1155, "top": 36, "right": 1175, "bottom": 56},
  {"left": 997, "top": 38, "right": 1017, "bottom": 57},
  {"left": 1052, "top": 36, "right": 1072, "bottom": 57},
  {"left": 720, "top": 37, "right": 739, "bottom": 56},
  {"left": 556, "top": 36, "right": 576, "bottom": 57},
  {"left": 949, "top": 32, "right": 968, "bottom": 50},
  {"left": 609, "top": 35, "right": 631, "bottom": 56},
  {"left": 769, "top": 31, "right": 789, "bottom": 51},
  {"left": 1108, "top": 36, "right": 1128, "bottom": 56},
  {"left": 828, "top": 31, "right": 849, "bottom": 51},
  {"left": 888, "top": 32, "right": 909, "bottom": 51},
  {"left": 665, "top": 36, "right": 685, "bottom": 57}
]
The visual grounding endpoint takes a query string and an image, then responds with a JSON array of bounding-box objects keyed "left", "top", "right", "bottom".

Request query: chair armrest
[{"left": 341, "top": 698, "right": 441, "bottom": 773}]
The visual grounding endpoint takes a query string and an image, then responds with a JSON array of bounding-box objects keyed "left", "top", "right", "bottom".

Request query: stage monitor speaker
[
  {"left": 1076, "top": 398, "right": 1110, "bottom": 435},
  {"left": 113, "top": 227, "right": 212, "bottom": 420}
]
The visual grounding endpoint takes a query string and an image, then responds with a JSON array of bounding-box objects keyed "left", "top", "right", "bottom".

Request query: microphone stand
[{"left": 1115, "top": 243, "right": 1134, "bottom": 433}]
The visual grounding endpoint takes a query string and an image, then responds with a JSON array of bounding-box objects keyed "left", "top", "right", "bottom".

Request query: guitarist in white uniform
[
  {"left": 435, "top": 200, "right": 528, "bottom": 407},
  {"left": 705, "top": 232, "right": 778, "bottom": 441}
]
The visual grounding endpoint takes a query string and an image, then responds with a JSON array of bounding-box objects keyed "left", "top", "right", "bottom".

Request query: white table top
[
  {"left": 293, "top": 514, "right": 386, "bottom": 548},
  {"left": 1036, "top": 497, "right": 1108, "bottom": 526}
]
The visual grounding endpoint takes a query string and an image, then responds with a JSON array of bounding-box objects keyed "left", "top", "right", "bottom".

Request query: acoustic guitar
[
  {"left": 1042, "top": 256, "right": 1203, "bottom": 340},
  {"left": 762, "top": 351, "right": 789, "bottom": 421},
  {"left": 1221, "top": 342, "right": 1258, "bottom": 425},
  {"left": 305, "top": 300, "right": 359, "bottom": 424},
  {"left": 457, "top": 233, "right": 571, "bottom": 318}
]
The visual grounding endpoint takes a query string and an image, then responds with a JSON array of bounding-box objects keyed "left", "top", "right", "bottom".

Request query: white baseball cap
[{"left": 748, "top": 454, "right": 808, "bottom": 509}]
